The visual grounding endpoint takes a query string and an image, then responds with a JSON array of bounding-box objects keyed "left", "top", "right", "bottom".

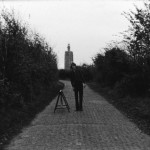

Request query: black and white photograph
[{"left": 0, "top": 0, "right": 150, "bottom": 149}]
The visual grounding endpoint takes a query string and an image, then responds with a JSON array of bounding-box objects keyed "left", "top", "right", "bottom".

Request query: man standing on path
[{"left": 70, "top": 62, "right": 86, "bottom": 111}]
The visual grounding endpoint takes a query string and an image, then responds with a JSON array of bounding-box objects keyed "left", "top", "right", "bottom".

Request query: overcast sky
[{"left": 0, "top": 0, "right": 144, "bottom": 68}]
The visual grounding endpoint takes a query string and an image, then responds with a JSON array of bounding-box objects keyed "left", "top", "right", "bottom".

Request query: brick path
[{"left": 6, "top": 80, "right": 150, "bottom": 150}]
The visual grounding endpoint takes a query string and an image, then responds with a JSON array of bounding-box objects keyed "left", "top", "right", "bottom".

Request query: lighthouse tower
[{"left": 64, "top": 44, "right": 73, "bottom": 70}]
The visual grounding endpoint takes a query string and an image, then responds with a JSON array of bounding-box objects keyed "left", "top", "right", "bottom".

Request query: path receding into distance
[{"left": 6, "top": 80, "right": 150, "bottom": 150}]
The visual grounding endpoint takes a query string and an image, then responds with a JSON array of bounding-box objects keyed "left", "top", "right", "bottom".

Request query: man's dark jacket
[{"left": 70, "top": 69, "right": 85, "bottom": 88}]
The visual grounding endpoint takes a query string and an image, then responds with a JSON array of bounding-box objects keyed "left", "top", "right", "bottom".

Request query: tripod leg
[
  {"left": 62, "top": 92, "right": 70, "bottom": 112},
  {"left": 54, "top": 94, "right": 60, "bottom": 113},
  {"left": 60, "top": 93, "right": 63, "bottom": 106}
]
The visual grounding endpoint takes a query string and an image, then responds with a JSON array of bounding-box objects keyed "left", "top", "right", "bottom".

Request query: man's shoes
[{"left": 75, "top": 107, "right": 83, "bottom": 111}]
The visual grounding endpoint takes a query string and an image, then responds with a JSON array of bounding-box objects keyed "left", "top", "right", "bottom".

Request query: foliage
[
  {"left": 0, "top": 10, "right": 58, "bottom": 109},
  {"left": 58, "top": 69, "right": 71, "bottom": 80},
  {"left": 58, "top": 64, "right": 94, "bottom": 82},
  {"left": 93, "top": 47, "right": 130, "bottom": 88},
  {"left": 77, "top": 64, "right": 95, "bottom": 82},
  {"left": 93, "top": 1, "right": 150, "bottom": 96}
]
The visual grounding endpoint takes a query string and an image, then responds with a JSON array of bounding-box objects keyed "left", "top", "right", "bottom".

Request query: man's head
[{"left": 70, "top": 62, "right": 76, "bottom": 70}]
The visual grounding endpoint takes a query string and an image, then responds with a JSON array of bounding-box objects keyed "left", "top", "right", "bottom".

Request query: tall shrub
[{"left": 0, "top": 10, "right": 58, "bottom": 107}]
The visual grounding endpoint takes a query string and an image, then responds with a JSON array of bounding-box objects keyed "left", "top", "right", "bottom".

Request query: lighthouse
[{"left": 64, "top": 44, "right": 73, "bottom": 70}]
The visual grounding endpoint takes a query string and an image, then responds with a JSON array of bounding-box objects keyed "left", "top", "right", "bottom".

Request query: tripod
[{"left": 54, "top": 90, "right": 70, "bottom": 113}]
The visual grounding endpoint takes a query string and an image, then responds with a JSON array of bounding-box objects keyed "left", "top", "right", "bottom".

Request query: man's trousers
[{"left": 74, "top": 84, "right": 83, "bottom": 110}]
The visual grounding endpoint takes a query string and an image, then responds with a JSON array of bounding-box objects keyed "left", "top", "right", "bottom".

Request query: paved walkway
[{"left": 6, "top": 80, "right": 150, "bottom": 150}]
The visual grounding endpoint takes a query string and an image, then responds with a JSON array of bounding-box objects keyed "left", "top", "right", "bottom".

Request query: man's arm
[
  {"left": 79, "top": 70, "right": 86, "bottom": 88},
  {"left": 70, "top": 71, "right": 75, "bottom": 87}
]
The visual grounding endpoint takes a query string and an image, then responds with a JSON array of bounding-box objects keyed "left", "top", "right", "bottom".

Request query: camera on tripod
[{"left": 54, "top": 90, "right": 70, "bottom": 113}]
